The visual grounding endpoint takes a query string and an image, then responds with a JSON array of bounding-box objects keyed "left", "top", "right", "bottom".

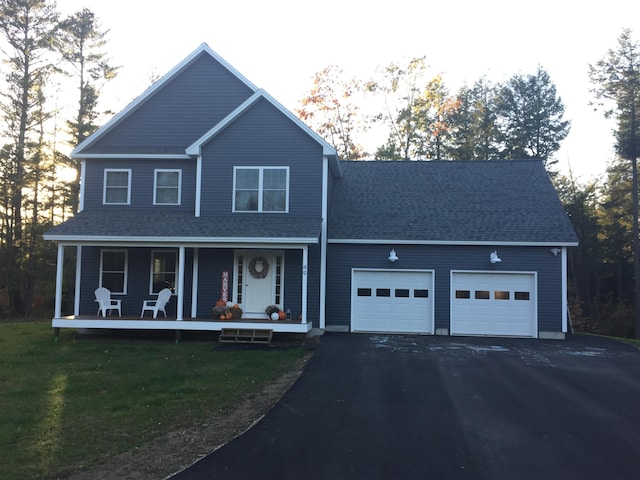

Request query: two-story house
[{"left": 44, "top": 44, "right": 578, "bottom": 340}]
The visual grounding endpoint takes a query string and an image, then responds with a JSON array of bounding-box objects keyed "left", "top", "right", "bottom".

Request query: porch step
[{"left": 219, "top": 328, "right": 273, "bottom": 346}]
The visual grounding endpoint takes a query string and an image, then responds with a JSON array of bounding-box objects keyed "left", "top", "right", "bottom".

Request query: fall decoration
[
  {"left": 212, "top": 305, "right": 229, "bottom": 319},
  {"left": 278, "top": 311, "right": 287, "bottom": 320},
  {"left": 265, "top": 305, "right": 280, "bottom": 316},
  {"left": 229, "top": 305, "right": 243, "bottom": 319},
  {"left": 215, "top": 298, "right": 226, "bottom": 307},
  {"left": 249, "top": 256, "right": 269, "bottom": 279}
]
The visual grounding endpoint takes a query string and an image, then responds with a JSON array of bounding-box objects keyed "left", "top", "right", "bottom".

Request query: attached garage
[
  {"left": 351, "top": 269, "right": 434, "bottom": 334},
  {"left": 451, "top": 271, "right": 537, "bottom": 337}
]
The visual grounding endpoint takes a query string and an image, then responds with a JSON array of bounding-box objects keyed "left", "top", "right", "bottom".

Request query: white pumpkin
[{"left": 270, "top": 312, "right": 279, "bottom": 321}]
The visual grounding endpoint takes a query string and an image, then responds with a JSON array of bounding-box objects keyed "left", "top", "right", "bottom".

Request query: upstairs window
[
  {"left": 154, "top": 169, "right": 181, "bottom": 205},
  {"left": 233, "top": 167, "right": 288, "bottom": 212},
  {"left": 104, "top": 169, "right": 131, "bottom": 205}
]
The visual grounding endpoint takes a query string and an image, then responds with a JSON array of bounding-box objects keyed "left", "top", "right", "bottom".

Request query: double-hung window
[
  {"left": 104, "top": 169, "right": 131, "bottom": 205},
  {"left": 100, "top": 250, "right": 128, "bottom": 294},
  {"left": 233, "top": 167, "right": 288, "bottom": 212},
  {"left": 154, "top": 169, "right": 181, "bottom": 205},
  {"left": 150, "top": 250, "right": 177, "bottom": 294}
]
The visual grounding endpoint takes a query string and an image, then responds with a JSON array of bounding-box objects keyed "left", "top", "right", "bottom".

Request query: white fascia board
[
  {"left": 43, "top": 236, "right": 319, "bottom": 246},
  {"left": 185, "top": 89, "right": 339, "bottom": 160},
  {"left": 72, "top": 43, "right": 258, "bottom": 157},
  {"left": 186, "top": 91, "right": 263, "bottom": 155},
  {"left": 328, "top": 238, "right": 579, "bottom": 247},
  {"left": 258, "top": 89, "right": 338, "bottom": 158}
]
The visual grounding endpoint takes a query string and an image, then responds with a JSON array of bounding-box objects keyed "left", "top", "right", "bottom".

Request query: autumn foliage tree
[{"left": 296, "top": 65, "right": 365, "bottom": 160}]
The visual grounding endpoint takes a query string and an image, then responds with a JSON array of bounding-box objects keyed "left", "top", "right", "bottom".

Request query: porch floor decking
[{"left": 52, "top": 315, "right": 312, "bottom": 334}]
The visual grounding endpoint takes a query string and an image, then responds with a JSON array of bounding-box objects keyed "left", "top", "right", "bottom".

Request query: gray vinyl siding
[
  {"left": 82, "top": 158, "right": 197, "bottom": 212},
  {"left": 326, "top": 244, "right": 564, "bottom": 333},
  {"left": 199, "top": 98, "right": 324, "bottom": 217},
  {"left": 194, "top": 248, "right": 235, "bottom": 318},
  {"left": 85, "top": 53, "right": 254, "bottom": 154}
]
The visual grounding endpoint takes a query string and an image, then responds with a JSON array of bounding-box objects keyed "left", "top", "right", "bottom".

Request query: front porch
[{"left": 52, "top": 315, "right": 313, "bottom": 335}]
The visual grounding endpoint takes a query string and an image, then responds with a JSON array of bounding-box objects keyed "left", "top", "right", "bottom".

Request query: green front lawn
[{"left": 0, "top": 323, "right": 308, "bottom": 479}]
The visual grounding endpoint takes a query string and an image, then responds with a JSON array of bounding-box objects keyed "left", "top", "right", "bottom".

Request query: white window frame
[
  {"left": 233, "top": 166, "right": 289, "bottom": 213},
  {"left": 149, "top": 249, "right": 178, "bottom": 295},
  {"left": 153, "top": 169, "right": 182, "bottom": 205},
  {"left": 103, "top": 169, "right": 131, "bottom": 205},
  {"left": 99, "top": 249, "right": 128, "bottom": 294}
]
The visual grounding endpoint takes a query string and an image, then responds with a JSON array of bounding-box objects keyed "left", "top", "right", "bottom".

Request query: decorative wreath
[{"left": 249, "top": 256, "right": 270, "bottom": 279}]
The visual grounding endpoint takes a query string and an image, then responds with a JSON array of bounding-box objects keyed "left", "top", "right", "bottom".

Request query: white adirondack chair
[
  {"left": 140, "top": 288, "right": 172, "bottom": 318},
  {"left": 94, "top": 287, "right": 122, "bottom": 317}
]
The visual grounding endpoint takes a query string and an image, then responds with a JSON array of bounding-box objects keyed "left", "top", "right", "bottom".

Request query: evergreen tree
[
  {"left": 57, "top": 7, "right": 118, "bottom": 213},
  {"left": 590, "top": 28, "right": 640, "bottom": 337},
  {"left": 0, "top": 0, "right": 58, "bottom": 315},
  {"left": 497, "top": 66, "right": 570, "bottom": 170}
]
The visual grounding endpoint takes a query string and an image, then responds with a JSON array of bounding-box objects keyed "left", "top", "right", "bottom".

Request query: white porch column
[
  {"left": 74, "top": 245, "right": 82, "bottom": 316},
  {"left": 54, "top": 244, "right": 64, "bottom": 318},
  {"left": 302, "top": 245, "right": 308, "bottom": 323},
  {"left": 177, "top": 246, "right": 185, "bottom": 320},
  {"left": 191, "top": 248, "right": 199, "bottom": 318}
]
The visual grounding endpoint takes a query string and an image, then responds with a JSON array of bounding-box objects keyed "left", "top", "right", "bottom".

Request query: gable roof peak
[{"left": 72, "top": 43, "right": 258, "bottom": 158}]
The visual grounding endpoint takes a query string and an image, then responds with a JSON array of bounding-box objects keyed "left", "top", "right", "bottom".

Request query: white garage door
[
  {"left": 451, "top": 272, "right": 536, "bottom": 337},
  {"left": 352, "top": 270, "right": 433, "bottom": 334}
]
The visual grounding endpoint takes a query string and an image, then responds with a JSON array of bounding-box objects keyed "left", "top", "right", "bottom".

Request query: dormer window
[
  {"left": 103, "top": 169, "right": 131, "bottom": 205},
  {"left": 233, "top": 166, "right": 288, "bottom": 212}
]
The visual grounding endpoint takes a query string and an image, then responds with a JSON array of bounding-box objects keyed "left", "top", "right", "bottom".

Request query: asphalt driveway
[{"left": 171, "top": 333, "right": 640, "bottom": 480}]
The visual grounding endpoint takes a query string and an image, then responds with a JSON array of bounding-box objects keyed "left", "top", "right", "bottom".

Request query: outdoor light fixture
[
  {"left": 388, "top": 249, "right": 399, "bottom": 262},
  {"left": 550, "top": 248, "right": 561, "bottom": 257},
  {"left": 490, "top": 251, "right": 502, "bottom": 264}
]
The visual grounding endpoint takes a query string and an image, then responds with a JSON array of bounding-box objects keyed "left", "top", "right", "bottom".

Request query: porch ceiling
[{"left": 44, "top": 211, "right": 322, "bottom": 244}]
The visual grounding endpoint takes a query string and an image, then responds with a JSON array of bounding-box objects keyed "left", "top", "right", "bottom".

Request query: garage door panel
[
  {"left": 352, "top": 270, "right": 433, "bottom": 334},
  {"left": 451, "top": 272, "right": 536, "bottom": 337}
]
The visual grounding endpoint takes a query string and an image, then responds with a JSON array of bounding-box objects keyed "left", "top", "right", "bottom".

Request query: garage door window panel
[
  {"left": 414, "top": 289, "right": 429, "bottom": 298},
  {"left": 395, "top": 289, "right": 410, "bottom": 298},
  {"left": 515, "top": 291, "right": 530, "bottom": 300},
  {"left": 376, "top": 288, "right": 391, "bottom": 297},
  {"left": 456, "top": 290, "right": 471, "bottom": 299},
  {"left": 357, "top": 288, "right": 372, "bottom": 296},
  {"left": 475, "top": 290, "right": 490, "bottom": 299},
  {"left": 495, "top": 291, "right": 510, "bottom": 300}
]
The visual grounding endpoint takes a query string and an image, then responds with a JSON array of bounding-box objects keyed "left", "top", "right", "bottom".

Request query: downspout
[
  {"left": 319, "top": 157, "right": 328, "bottom": 329},
  {"left": 195, "top": 155, "right": 202, "bottom": 217}
]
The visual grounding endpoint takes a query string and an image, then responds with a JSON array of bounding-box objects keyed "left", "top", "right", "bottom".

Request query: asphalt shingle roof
[
  {"left": 328, "top": 159, "right": 578, "bottom": 244},
  {"left": 44, "top": 211, "right": 322, "bottom": 243}
]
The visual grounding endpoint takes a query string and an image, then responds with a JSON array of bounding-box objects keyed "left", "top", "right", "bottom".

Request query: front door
[{"left": 237, "top": 250, "right": 280, "bottom": 317}]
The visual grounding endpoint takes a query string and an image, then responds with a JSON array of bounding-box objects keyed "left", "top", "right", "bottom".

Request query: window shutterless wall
[{"left": 81, "top": 159, "right": 196, "bottom": 211}]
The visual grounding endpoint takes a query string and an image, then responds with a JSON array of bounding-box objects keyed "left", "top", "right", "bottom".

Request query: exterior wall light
[
  {"left": 490, "top": 251, "right": 502, "bottom": 264},
  {"left": 388, "top": 249, "right": 399, "bottom": 262}
]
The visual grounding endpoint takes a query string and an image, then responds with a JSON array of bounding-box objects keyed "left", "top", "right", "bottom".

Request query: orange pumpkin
[
  {"left": 278, "top": 311, "right": 287, "bottom": 320},
  {"left": 226, "top": 313, "right": 232, "bottom": 320},
  {"left": 219, "top": 315, "right": 226, "bottom": 320}
]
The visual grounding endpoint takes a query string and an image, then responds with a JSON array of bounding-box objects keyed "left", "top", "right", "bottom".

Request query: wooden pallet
[{"left": 219, "top": 328, "right": 273, "bottom": 346}]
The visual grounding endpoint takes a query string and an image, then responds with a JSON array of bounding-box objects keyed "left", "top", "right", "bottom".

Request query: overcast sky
[{"left": 58, "top": 0, "right": 640, "bottom": 180}]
